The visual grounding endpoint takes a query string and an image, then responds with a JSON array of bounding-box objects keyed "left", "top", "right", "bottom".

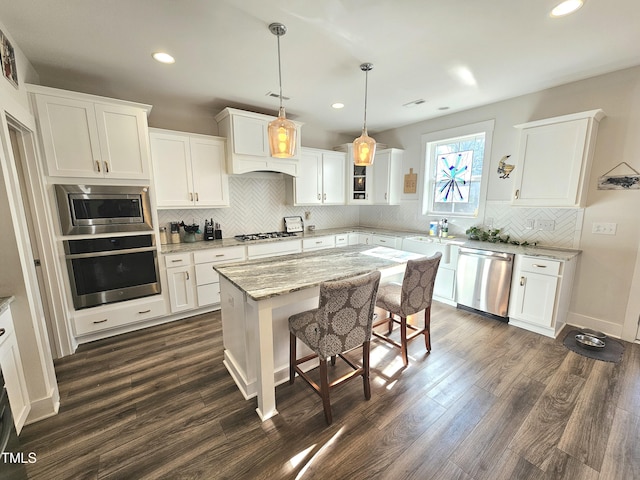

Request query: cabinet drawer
[
  {"left": 372, "top": 235, "right": 401, "bottom": 248},
  {"left": 335, "top": 234, "right": 348, "bottom": 246},
  {"left": 193, "top": 246, "right": 246, "bottom": 264},
  {"left": 247, "top": 240, "right": 302, "bottom": 259},
  {"left": 303, "top": 236, "right": 335, "bottom": 251},
  {"left": 164, "top": 252, "right": 191, "bottom": 268},
  {"left": 195, "top": 262, "right": 220, "bottom": 285},
  {"left": 520, "top": 256, "right": 561, "bottom": 276},
  {"left": 73, "top": 296, "right": 167, "bottom": 336},
  {"left": 197, "top": 283, "right": 221, "bottom": 307}
]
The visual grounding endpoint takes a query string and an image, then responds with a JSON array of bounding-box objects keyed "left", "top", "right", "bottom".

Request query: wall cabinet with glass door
[
  {"left": 28, "top": 85, "right": 152, "bottom": 180},
  {"left": 150, "top": 129, "right": 229, "bottom": 208},
  {"left": 285, "top": 148, "right": 346, "bottom": 205},
  {"left": 346, "top": 147, "right": 403, "bottom": 205}
]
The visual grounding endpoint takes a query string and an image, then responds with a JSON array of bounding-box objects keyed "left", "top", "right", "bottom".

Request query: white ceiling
[{"left": 1, "top": 0, "right": 640, "bottom": 136}]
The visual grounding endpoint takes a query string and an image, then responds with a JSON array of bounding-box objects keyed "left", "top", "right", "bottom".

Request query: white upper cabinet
[
  {"left": 371, "top": 148, "right": 402, "bottom": 205},
  {"left": 150, "top": 128, "right": 229, "bottom": 208},
  {"left": 286, "top": 147, "right": 346, "bottom": 205},
  {"left": 28, "top": 85, "right": 151, "bottom": 180},
  {"left": 215, "top": 107, "right": 303, "bottom": 176},
  {"left": 345, "top": 146, "right": 403, "bottom": 205},
  {"left": 511, "top": 109, "right": 605, "bottom": 207}
]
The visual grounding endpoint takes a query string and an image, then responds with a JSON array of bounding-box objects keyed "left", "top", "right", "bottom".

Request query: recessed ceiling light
[
  {"left": 152, "top": 52, "right": 175, "bottom": 64},
  {"left": 332, "top": 103, "right": 345, "bottom": 109},
  {"left": 550, "top": 0, "right": 584, "bottom": 17}
]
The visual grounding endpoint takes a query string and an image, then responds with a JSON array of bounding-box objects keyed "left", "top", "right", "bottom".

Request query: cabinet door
[
  {"left": 294, "top": 149, "right": 322, "bottom": 204},
  {"left": 34, "top": 94, "right": 102, "bottom": 178},
  {"left": 0, "top": 309, "right": 30, "bottom": 433},
  {"left": 232, "top": 114, "right": 269, "bottom": 156},
  {"left": 95, "top": 103, "right": 150, "bottom": 179},
  {"left": 513, "top": 118, "right": 589, "bottom": 207},
  {"left": 150, "top": 132, "right": 194, "bottom": 208},
  {"left": 166, "top": 266, "right": 196, "bottom": 312},
  {"left": 372, "top": 150, "right": 392, "bottom": 204},
  {"left": 348, "top": 162, "right": 372, "bottom": 204},
  {"left": 512, "top": 272, "right": 558, "bottom": 327},
  {"left": 190, "top": 136, "right": 230, "bottom": 207},
  {"left": 322, "top": 152, "right": 346, "bottom": 204}
]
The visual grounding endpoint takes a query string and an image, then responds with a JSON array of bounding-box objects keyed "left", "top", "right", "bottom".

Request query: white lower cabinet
[
  {"left": 165, "top": 252, "right": 197, "bottom": 313},
  {"left": 302, "top": 236, "right": 335, "bottom": 251},
  {"left": 358, "top": 233, "right": 372, "bottom": 245},
  {"left": 247, "top": 240, "right": 302, "bottom": 259},
  {"left": 0, "top": 306, "right": 30, "bottom": 433},
  {"left": 193, "top": 246, "right": 246, "bottom": 307},
  {"left": 509, "top": 255, "right": 577, "bottom": 338},
  {"left": 433, "top": 246, "right": 459, "bottom": 305},
  {"left": 371, "top": 234, "right": 401, "bottom": 249},
  {"left": 73, "top": 296, "right": 168, "bottom": 336}
]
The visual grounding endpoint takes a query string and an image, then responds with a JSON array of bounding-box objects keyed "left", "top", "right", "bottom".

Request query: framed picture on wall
[{"left": 0, "top": 29, "right": 18, "bottom": 88}]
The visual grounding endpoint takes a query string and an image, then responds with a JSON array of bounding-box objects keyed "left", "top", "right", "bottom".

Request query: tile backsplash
[
  {"left": 158, "top": 175, "right": 582, "bottom": 248},
  {"left": 157, "top": 173, "right": 359, "bottom": 237}
]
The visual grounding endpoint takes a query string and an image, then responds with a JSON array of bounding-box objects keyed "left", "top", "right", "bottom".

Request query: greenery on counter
[{"left": 465, "top": 226, "right": 537, "bottom": 246}]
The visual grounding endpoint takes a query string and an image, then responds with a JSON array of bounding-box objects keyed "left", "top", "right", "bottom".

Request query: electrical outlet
[
  {"left": 525, "top": 219, "right": 535, "bottom": 230},
  {"left": 535, "top": 219, "right": 555, "bottom": 231},
  {"left": 592, "top": 222, "right": 617, "bottom": 235}
]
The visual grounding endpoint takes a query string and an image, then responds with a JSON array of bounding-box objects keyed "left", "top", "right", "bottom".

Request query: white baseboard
[
  {"left": 566, "top": 312, "right": 624, "bottom": 339},
  {"left": 25, "top": 388, "right": 60, "bottom": 425}
]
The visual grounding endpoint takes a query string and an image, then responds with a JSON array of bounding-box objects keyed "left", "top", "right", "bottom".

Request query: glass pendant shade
[
  {"left": 353, "top": 128, "right": 376, "bottom": 166},
  {"left": 268, "top": 106, "right": 297, "bottom": 158},
  {"left": 353, "top": 62, "right": 376, "bottom": 166}
]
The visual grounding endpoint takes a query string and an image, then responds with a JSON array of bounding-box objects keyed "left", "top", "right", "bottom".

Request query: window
[{"left": 422, "top": 120, "right": 494, "bottom": 217}]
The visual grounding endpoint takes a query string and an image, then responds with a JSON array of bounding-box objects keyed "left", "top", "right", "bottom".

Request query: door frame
[{"left": 622, "top": 227, "right": 640, "bottom": 342}]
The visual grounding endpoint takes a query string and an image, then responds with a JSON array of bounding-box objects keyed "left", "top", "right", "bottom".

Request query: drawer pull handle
[
  {"left": 316, "top": 241, "right": 322, "bottom": 244},
  {"left": 95, "top": 160, "right": 101, "bottom": 173},
  {"left": 171, "top": 259, "right": 183, "bottom": 263},
  {"left": 520, "top": 276, "right": 526, "bottom": 286},
  {"left": 0, "top": 328, "right": 5, "bottom": 337},
  {"left": 138, "top": 309, "right": 151, "bottom": 314},
  {"left": 215, "top": 254, "right": 224, "bottom": 257},
  {"left": 93, "top": 319, "right": 108, "bottom": 324},
  {"left": 532, "top": 264, "right": 547, "bottom": 268}
]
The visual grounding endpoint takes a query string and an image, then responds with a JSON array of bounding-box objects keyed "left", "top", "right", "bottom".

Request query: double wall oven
[{"left": 55, "top": 185, "right": 161, "bottom": 310}]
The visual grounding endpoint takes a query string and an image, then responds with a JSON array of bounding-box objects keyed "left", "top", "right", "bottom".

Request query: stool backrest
[
  {"left": 399, "top": 252, "right": 442, "bottom": 317},
  {"left": 317, "top": 270, "right": 382, "bottom": 358}
]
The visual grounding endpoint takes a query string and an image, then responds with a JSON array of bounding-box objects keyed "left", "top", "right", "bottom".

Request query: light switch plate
[{"left": 592, "top": 222, "right": 617, "bottom": 235}]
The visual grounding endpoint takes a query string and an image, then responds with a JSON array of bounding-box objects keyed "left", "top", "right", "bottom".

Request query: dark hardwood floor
[{"left": 15, "top": 302, "right": 640, "bottom": 479}]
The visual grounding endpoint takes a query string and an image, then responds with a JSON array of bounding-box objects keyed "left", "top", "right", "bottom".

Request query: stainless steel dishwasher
[{"left": 456, "top": 247, "right": 515, "bottom": 320}]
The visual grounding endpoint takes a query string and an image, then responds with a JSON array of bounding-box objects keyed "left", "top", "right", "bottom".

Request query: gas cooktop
[{"left": 234, "top": 232, "right": 298, "bottom": 241}]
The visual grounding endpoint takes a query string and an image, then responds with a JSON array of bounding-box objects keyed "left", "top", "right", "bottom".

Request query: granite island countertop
[
  {"left": 0, "top": 296, "right": 15, "bottom": 314},
  {"left": 214, "top": 244, "right": 424, "bottom": 301}
]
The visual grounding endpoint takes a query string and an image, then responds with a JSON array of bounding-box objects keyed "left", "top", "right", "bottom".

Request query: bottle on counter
[
  {"left": 170, "top": 222, "right": 180, "bottom": 243},
  {"left": 441, "top": 219, "right": 449, "bottom": 238}
]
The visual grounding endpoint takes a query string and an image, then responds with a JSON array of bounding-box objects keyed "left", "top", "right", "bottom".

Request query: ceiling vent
[{"left": 403, "top": 99, "right": 427, "bottom": 108}]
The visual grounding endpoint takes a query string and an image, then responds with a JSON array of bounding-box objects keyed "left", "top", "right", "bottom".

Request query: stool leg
[
  {"left": 363, "top": 341, "right": 371, "bottom": 400},
  {"left": 289, "top": 332, "right": 296, "bottom": 384},
  {"left": 425, "top": 306, "right": 432, "bottom": 352},
  {"left": 400, "top": 316, "right": 409, "bottom": 367},
  {"left": 319, "top": 358, "right": 332, "bottom": 425},
  {"left": 387, "top": 312, "right": 393, "bottom": 335}
]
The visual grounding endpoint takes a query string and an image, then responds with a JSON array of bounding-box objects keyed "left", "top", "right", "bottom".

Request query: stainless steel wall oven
[
  {"left": 64, "top": 234, "right": 160, "bottom": 310},
  {"left": 55, "top": 184, "right": 153, "bottom": 235}
]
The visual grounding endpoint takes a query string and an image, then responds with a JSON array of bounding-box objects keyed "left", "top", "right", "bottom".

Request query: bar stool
[
  {"left": 373, "top": 252, "right": 442, "bottom": 367},
  {"left": 288, "top": 270, "right": 381, "bottom": 425}
]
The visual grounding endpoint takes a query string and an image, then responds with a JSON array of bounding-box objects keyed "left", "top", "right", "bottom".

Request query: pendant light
[
  {"left": 353, "top": 62, "right": 376, "bottom": 166},
  {"left": 267, "top": 22, "right": 297, "bottom": 158}
]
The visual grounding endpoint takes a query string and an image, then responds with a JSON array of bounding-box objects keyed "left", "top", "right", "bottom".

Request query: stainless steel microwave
[{"left": 55, "top": 184, "right": 153, "bottom": 235}]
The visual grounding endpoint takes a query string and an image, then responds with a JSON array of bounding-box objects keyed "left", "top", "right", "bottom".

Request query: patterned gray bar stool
[
  {"left": 288, "top": 270, "right": 381, "bottom": 425},
  {"left": 373, "top": 252, "right": 442, "bottom": 367}
]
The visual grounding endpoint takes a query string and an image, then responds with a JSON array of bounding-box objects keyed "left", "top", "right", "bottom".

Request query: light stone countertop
[
  {"left": 0, "top": 296, "right": 15, "bottom": 314},
  {"left": 159, "top": 225, "right": 580, "bottom": 261},
  {"left": 214, "top": 244, "right": 424, "bottom": 301}
]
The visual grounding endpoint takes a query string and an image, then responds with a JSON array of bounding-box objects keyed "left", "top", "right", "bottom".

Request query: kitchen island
[{"left": 214, "top": 244, "right": 424, "bottom": 421}]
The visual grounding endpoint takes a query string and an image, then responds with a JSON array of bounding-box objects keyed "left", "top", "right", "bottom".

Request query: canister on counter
[
  {"left": 170, "top": 222, "right": 180, "bottom": 243},
  {"left": 159, "top": 227, "right": 168, "bottom": 244},
  {"left": 429, "top": 221, "right": 438, "bottom": 236}
]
